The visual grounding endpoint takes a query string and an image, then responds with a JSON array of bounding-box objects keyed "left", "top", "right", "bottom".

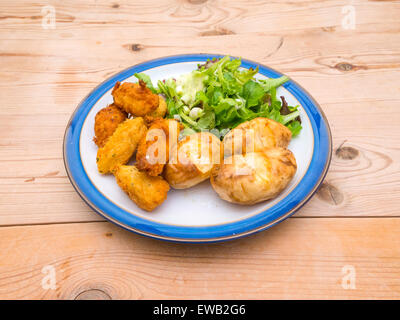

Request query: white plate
[{"left": 64, "top": 54, "right": 331, "bottom": 242}]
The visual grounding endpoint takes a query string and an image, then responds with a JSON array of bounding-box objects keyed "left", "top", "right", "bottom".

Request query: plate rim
[{"left": 63, "top": 53, "right": 332, "bottom": 243}]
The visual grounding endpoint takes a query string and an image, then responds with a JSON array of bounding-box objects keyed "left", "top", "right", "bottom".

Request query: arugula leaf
[
  {"left": 287, "top": 120, "right": 302, "bottom": 137},
  {"left": 242, "top": 80, "right": 265, "bottom": 108}
]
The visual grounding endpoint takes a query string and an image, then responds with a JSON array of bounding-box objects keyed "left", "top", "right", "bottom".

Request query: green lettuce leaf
[{"left": 134, "top": 73, "right": 156, "bottom": 93}]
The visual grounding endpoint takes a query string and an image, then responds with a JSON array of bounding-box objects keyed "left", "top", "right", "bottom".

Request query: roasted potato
[
  {"left": 164, "top": 132, "right": 222, "bottom": 189},
  {"left": 96, "top": 117, "right": 147, "bottom": 174},
  {"left": 111, "top": 80, "right": 159, "bottom": 117},
  {"left": 114, "top": 165, "right": 170, "bottom": 212},
  {"left": 211, "top": 148, "right": 297, "bottom": 205},
  {"left": 136, "top": 117, "right": 182, "bottom": 176},
  {"left": 93, "top": 104, "right": 128, "bottom": 147},
  {"left": 223, "top": 117, "right": 292, "bottom": 157}
]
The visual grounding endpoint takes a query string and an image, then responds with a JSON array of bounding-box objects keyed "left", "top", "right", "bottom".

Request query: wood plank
[
  {"left": 1, "top": 30, "right": 400, "bottom": 117},
  {"left": 299, "top": 100, "right": 400, "bottom": 217},
  {"left": 0, "top": 218, "right": 399, "bottom": 299},
  {"left": 0, "top": 0, "right": 399, "bottom": 40}
]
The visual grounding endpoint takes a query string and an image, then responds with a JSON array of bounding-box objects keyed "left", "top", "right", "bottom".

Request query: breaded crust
[
  {"left": 96, "top": 117, "right": 147, "bottom": 174},
  {"left": 136, "top": 118, "right": 182, "bottom": 176},
  {"left": 111, "top": 80, "right": 159, "bottom": 117},
  {"left": 114, "top": 165, "right": 170, "bottom": 212},
  {"left": 93, "top": 104, "right": 128, "bottom": 147}
]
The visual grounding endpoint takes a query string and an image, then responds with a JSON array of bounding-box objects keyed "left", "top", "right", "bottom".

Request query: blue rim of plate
[{"left": 63, "top": 54, "right": 332, "bottom": 243}]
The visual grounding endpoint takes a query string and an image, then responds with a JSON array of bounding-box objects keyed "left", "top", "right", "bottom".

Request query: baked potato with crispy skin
[
  {"left": 164, "top": 132, "right": 222, "bottom": 189},
  {"left": 223, "top": 117, "right": 292, "bottom": 157},
  {"left": 114, "top": 165, "right": 170, "bottom": 212},
  {"left": 93, "top": 104, "right": 128, "bottom": 147},
  {"left": 136, "top": 117, "right": 182, "bottom": 176},
  {"left": 211, "top": 148, "right": 297, "bottom": 205},
  {"left": 96, "top": 117, "right": 147, "bottom": 174},
  {"left": 111, "top": 80, "right": 159, "bottom": 117}
]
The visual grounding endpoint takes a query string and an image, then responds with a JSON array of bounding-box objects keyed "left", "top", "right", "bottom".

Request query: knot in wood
[
  {"left": 335, "top": 63, "right": 354, "bottom": 71},
  {"left": 335, "top": 146, "right": 359, "bottom": 160},
  {"left": 75, "top": 289, "right": 112, "bottom": 300},
  {"left": 316, "top": 182, "right": 344, "bottom": 205}
]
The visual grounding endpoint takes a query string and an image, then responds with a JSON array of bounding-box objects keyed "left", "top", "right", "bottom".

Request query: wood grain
[
  {"left": 1, "top": 0, "right": 399, "bottom": 40},
  {"left": 0, "top": 0, "right": 399, "bottom": 299},
  {"left": 0, "top": 219, "right": 399, "bottom": 299}
]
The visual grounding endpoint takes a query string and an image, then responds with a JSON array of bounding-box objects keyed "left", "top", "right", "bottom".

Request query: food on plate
[
  {"left": 136, "top": 117, "right": 182, "bottom": 176},
  {"left": 93, "top": 104, "right": 128, "bottom": 147},
  {"left": 223, "top": 117, "right": 292, "bottom": 157},
  {"left": 211, "top": 148, "right": 297, "bottom": 205},
  {"left": 149, "top": 96, "right": 167, "bottom": 118},
  {"left": 92, "top": 56, "right": 301, "bottom": 211},
  {"left": 111, "top": 80, "right": 159, "bottom": 117},
  {"left": 114, "top": 165, "right": 170, "bottom": 212},
  {"left": 164, "top": 132, "right": 222, "bottom": 189},
  {"left": 96, "top": 117, "right": 147, "bottom": 174}
]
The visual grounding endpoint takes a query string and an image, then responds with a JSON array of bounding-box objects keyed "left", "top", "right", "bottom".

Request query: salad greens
[{"left": 134, "top": 56, "right": 302, "bottom": 139}]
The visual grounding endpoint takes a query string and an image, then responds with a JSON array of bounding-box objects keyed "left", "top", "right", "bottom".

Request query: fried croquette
[
  {"left": 223, "top": 117, "right": 292, "bottom": 157},
  {"left": 111, "top": 80, "right": 159, "bottom": 117},
  {"left": 114, "top": 165, "right": 170, "bottom": 212},
  {"left": 96, "top": 117, "right": 147, "bottom": 174},
  {"left": 148, "top": 96, "right": 167, "bottom": 118},
  {"left": 93, "top": 104, "right": 128, "bottom": 147},
  {"left": 136, "top": 117, "right": 182, "bottom": 176}
]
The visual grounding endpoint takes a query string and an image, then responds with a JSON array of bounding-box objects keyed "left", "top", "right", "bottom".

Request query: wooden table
[{"left": 1, "top": 0, "right": 399, "bottom": 300}]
